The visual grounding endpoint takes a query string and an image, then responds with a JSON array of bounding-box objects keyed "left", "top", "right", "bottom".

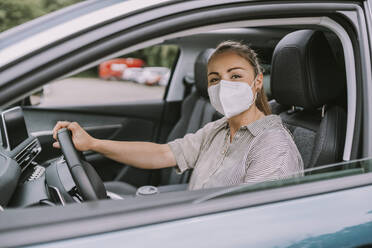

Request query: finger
[
  {"left": 53, "top": 121, "right": 66, "bottom": 140},
  {"left": 52, "top": 141, "right": 61, "bottom": 149},
  {"left": 67, "top": 122, "right": 80, "bottom": 133},
  {"left": 53, "top": 121, "right": 70, "bottom": 133},
  {"left": 53, "top": 121, "right": 71, "bottom": 140}
]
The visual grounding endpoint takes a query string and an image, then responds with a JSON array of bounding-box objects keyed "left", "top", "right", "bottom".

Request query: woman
[{"left": 53, "top": 41, "right": 303, "bottom": 190}]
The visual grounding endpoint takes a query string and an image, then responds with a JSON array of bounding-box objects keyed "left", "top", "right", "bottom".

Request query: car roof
[
  {"left": 0, "top": 0, "right": 173, "bottom": 67},
  {"left": 0, "top": 0, "right": 364, "bottom": 68},
  {"left": 0, "top": 0, "right": 120, "bottom": 48},
  {"left": 0, "top": 0, "right": 365, "bottom": 47}
]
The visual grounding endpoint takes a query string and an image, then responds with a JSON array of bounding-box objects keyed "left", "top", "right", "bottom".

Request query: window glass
[{"left": 30, "top": 45, "right": 179, "bottom": 106}]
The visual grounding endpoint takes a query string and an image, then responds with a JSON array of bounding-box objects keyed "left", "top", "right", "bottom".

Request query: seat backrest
[
  {"left": 162, "top": 49, "right": 220, "bottom": 185},
  {"left": 270, "top": 30, "right": 347, "bottom": 169}
]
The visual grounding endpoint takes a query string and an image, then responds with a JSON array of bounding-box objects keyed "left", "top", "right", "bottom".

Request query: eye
[
  {"left": 231, "top": 74, "right": 242, "bottom": 80},
  {"left": 209, "top": 78, "right": 220, "bottom": 85}
]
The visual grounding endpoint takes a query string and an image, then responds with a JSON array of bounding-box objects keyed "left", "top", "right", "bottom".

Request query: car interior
[{"left": 1, "top": 23, "right": 366, "bottom": 209}]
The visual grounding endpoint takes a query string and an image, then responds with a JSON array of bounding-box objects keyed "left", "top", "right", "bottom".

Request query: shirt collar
[{"left": 218, "top": 115, "right": 282, "bottom": 137}]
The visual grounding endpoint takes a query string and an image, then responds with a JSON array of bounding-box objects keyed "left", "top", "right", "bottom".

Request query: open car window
[{"left": 29, "top": 44, "right": 179, "bottom": 106}]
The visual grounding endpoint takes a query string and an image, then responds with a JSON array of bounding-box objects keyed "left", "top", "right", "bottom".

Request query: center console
[
  {"left": 0, "top": 107, "right": 41, "bottom": 172},
  {"left": 0, "top": 107, "right": 45, "bottom": 207}
]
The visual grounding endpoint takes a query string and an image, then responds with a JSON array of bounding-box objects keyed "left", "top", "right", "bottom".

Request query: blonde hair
[{"left": 208, "top": 41, "right": 271, "bottom": 115}]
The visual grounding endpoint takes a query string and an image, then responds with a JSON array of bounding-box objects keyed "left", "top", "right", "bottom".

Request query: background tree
[
  {"left": 43, "top": 0, "right": 82, "bottom": 12},
  {"left": 0, "top": 0, "right": 179, "bottom": 74},
  {"left": 0, "top": 0, "right": 44, "bottom": 32}
]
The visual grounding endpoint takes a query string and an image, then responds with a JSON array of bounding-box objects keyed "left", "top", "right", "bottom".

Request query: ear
[{"left": 254, "top": 73, "right": 264, "bottom": 91}]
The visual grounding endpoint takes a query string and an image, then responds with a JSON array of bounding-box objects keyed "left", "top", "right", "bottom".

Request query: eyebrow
[
  {"left": 207, "top": 72, "right": 219, "bottom": 76},
  {"left": 208, "top": 67, "right": 247, "bottom": 76},
  {"left": 227, "top": 67, "right": 246, "bottom": 72}
]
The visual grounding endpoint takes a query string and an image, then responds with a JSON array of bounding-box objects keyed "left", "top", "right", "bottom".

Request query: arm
[{"left": 52, "top": 121, "right": 176, "bottom": 170}]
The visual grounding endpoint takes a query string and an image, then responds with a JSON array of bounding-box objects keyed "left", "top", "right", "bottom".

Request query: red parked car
[{"left": 99, "top": 58, "right": 144, "bottom": 80}]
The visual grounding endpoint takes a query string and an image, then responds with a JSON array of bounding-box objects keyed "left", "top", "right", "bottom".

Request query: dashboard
[
  {"left": 0, "top": 107, "right": 42, "bottom": 207},
  {"left": 1, "top": 107, "right": 30, "bottom": 150},
  {"left": 0, "top": 107, "right": 117, "bottom": 209},
  {"left": 0, "top": 107, "right": 106, "bottom": 208},
  {"left": 0, "top": 107, "right": 41, "bottom": 170}
]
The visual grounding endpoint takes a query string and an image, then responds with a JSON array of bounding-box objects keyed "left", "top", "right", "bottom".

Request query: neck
[{"left": 228, "top": 105, "right": 264, "bottom": 141}]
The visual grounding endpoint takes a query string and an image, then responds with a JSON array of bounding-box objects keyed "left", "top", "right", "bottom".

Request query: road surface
[{"left": 32, "top": 78, "right": 165, "bottom": 106}]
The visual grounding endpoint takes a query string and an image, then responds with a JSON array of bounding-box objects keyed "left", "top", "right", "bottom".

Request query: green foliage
[
  {"left": 127, "top": 45, "right": 179, "bottom": 68},
  {"left": 0, "top": 0, "right": 82, "bottom": 33},
  {"left": 0, "top": 1, "right": 179, "bottom": 77},
  {"left": 0, "top": 0, "right": 44, "bottom": 32},
  {"left": 43, "top": 0, "right": 82, "bottom": 13}
]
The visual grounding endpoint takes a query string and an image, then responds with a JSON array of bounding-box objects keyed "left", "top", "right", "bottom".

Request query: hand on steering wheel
[
  {"left": 57, "top": 128, "right": 107, "bottom": 201},
  {"left": 53, "top": 121, "right": 95, "bottom": 151}
]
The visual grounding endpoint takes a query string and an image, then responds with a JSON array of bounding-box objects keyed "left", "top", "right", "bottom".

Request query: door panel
[{"left": 22, "top": 100, "right": 167, "bottom": 184}]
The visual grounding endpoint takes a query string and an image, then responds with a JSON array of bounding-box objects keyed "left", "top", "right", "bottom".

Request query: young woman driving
[{"left": 52, "top": 41, "right": 303, "bottom": 190}]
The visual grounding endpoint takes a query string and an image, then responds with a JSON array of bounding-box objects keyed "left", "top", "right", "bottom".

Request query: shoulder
[
  {"left": 258, "top": 125, "right": 290, "bottom": 143},
  {"left": 254, "top": 115, "right": 289, "bottom": 141},
  {"left": 248, "top": 124, "right": 301, "bottom": 167},
  {"left": 199, "top": 116, "right": 228, "bottom": 133},
  {"left": 247, "top": 116, "right": 304, "bottom": 171},
  {"left": 251, "top": 122, "right": 293, "bottom": 153},
  {"left": 211, "top": 116, "right": 228, "bottom": 128},
  {"left": 250, "top": 121, "right": 302, "bottom": 165}
]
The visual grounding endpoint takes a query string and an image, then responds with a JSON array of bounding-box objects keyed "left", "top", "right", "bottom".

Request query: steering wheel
[{"left": 57, "top": 128, "right": 107, "bottom": 201}]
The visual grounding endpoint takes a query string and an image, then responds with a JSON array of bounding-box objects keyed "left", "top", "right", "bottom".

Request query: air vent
[{"left": 14, "top": 139, "right": 41, "bottom": 170}]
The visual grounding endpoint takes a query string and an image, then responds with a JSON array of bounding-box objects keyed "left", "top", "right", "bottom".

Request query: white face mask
[{"left": 207, "top": 79, "right": 257, "bottom": 118}]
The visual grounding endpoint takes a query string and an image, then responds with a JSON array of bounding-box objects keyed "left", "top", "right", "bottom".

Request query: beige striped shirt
[{"left": 168, "top": 115, "right": 304, "bottom": 190}]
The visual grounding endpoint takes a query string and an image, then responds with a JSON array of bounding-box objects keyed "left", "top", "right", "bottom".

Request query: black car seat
[
  {"left": 161, "top": 48, "right": 219, "bottom": 185},
  {"left": 104, "top": 49, "right": 217, "bottom": 195},
  {"left": 270, "top": 29, "right": 347, "bottom": 169}
]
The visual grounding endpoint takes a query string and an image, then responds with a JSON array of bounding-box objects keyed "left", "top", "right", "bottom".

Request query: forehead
[{"left": 207, "top": 51, "right": 254, "bottom": 73}]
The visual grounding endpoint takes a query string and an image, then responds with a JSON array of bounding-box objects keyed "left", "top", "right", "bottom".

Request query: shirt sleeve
[
  {"left": 244, "top": 128, "right": 303, "bottom": 184},
  {"left": 167, "top": 121, "right": 216, "bottom": 174}
]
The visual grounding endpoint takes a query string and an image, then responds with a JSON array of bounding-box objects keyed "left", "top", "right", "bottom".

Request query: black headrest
[
  {"left": 194, "top": 49, "right": 214, "bottom": 98},
  {"left": 271, "top": 30, "right": 346, "bottom": 109}
]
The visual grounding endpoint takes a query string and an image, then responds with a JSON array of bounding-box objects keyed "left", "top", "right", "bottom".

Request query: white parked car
[{"left": 122, "top": 67, "right": 170, "bottom": 85}]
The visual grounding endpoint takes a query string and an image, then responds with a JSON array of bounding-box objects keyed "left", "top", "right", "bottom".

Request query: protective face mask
[{"left": 208, "top": 79, "right": 257, "bottom": 118}]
